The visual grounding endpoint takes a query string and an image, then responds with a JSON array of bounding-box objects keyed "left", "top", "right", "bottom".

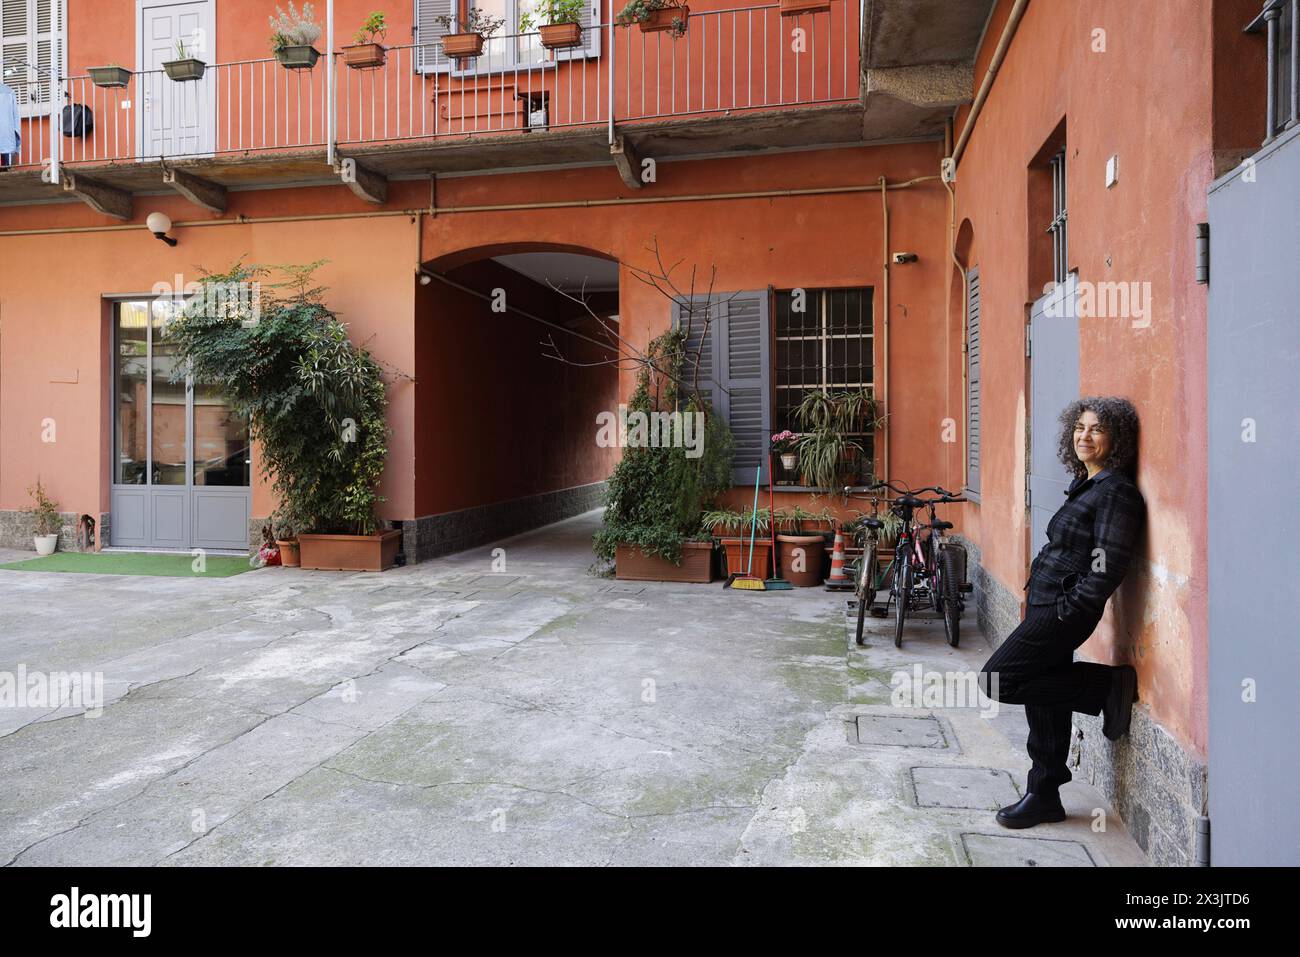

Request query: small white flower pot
[
  {"left": 780, "top": 453, "right": 798, "bottom": 470},
  {"left": 34, "top": 534, "right": 58, "bottom": 556}
]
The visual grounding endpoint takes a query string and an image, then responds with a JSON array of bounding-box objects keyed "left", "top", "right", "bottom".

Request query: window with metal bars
[
  {"left": 1247, "top": 0, "right": 1299, "bottom": 142},
  {"left": 1048, "top": 148, "right": 1068, "bottom": 285},
  {"left": 773, "top": 287, "right": 875, "bottom": 465}
]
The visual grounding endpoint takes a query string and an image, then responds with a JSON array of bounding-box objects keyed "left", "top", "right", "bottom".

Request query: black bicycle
[{"left": 848, "top": 481, "right": 970, "bottom": 647}]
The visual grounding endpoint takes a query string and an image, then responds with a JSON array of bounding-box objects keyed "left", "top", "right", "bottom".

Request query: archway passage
[{"left": 408, "top": 247, "right": 621, "bottom": 561}]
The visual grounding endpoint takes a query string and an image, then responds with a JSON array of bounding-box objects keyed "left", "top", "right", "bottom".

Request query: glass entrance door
[{"left": 110, "top": 300, "right": 251, "bottom": 549}]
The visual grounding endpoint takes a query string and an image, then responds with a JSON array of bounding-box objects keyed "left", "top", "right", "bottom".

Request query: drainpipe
[
  {"left": 879, "top": 176, "right": 890, "bottom": 483},
  {"left": 326, "top": 0, "right": 335, "bottom": 167},
  {"left": 952, "top": 0, "right": 1030, "bottom": 167},
  {"left": 50, "top": 0, "right": 62, "bottom": 185}
]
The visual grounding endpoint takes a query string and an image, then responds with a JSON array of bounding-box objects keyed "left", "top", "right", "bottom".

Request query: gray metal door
[
  {"left": 1207, "top": 129, "right": 1300, "bottom": 865},
  {"left": 110, "top": 300, "right": 250, "bottom": 550},
  {"left": 1028, "top": 275, "right": 1080, "bottom": 555}
]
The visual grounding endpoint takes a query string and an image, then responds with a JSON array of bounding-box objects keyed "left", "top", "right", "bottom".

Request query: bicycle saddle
[
  {"left": 862, "top": 518, "right": 884, "bottom": 529},
  {"left": 930, "top": 520, "right": 954, "bottom": 530}
]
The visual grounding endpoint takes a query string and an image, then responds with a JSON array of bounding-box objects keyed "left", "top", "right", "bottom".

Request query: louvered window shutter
[
  {"left": 674, "top": 296, "right": 717, "bottom": 414},
  {"left": 415, "top": 0, "right": 454, "bottom": 74},
  {"left": 966, "top": 267, "right": 981, "bottom": 495},
  {"left": 2, "top": 0, "right": 57, "bottom": 110},
  {"left": 719, "top": 291, "right": 772, "bottom": 486},
  {"left": 556, "top": 0, "right": 602, "bottom": 61}
]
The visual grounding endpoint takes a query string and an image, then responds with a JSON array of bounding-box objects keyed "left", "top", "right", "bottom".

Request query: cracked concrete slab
[{"left": 0, "top": 510, "right": 1147, "bottom": 866}]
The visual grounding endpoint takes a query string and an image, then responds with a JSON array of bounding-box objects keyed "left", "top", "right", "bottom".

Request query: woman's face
[{"left": 1073, "top": 409, "right": 1111, "bottom": 470}]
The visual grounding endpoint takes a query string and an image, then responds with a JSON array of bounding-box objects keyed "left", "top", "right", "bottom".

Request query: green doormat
[{"left": 0, "top": 552, "right": 256, "bottom": 578}]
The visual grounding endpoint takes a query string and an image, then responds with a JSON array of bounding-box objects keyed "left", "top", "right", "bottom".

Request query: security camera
[{"left": 892, "top": 252, "right": 918, "bottom": 264}]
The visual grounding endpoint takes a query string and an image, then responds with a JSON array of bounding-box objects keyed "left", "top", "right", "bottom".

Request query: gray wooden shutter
[
  {"left": 556, "top": 0, "right": 602, "bottom": 60},
  {"left": 720, "top": 291, "right": 772, "bottom": 486},
  {"left": 966, "top": 267, "right": 981, "bottom": 496},
  {"left": 415, "top": 0, "right": 453, "bottom": 74}
]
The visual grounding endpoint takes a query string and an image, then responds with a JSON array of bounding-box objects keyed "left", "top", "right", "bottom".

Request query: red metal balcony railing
[{"left": 7, "top": 1, "right": 861, "bottom": 176}]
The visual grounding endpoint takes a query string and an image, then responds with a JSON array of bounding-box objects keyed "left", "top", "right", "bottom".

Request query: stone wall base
[
  {"left": 0, "top": 510, "right": 109, "bottom": 552},
  {"left": 958, "top": 533, "right": 1206, "bottom": 866},
  {"left": 400, "top": 481, "right": 607, "bottom": 564}
]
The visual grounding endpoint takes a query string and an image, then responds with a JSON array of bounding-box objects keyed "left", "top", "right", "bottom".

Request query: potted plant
[
  {"left": 594, "top": 328, "right": 735, "bottom": 583},
  {"left": 617, "top": 0, "right": 689, "bottom": 37},
  {"left": 779, "top": 0, "right": 831, "bottom": 16},
  {"left": 702, "top": 506, "right": 773, "bottom": 580},
  {"left": 27, "top": 479, "right": 61, "bottom": 556},
  {"left": 774, "top": 505, "right": 825, "bottom": 587},
  {"left": 434, "top": 7, "right": 508, "bottom": 60},
  {"left": 269, "top": 2, "right": 323, "bottom": 70},
  {"left": 165, "top": 261, "right": 400, "bottom": 574},
  {"left": 771, "top": 430, "right": 801, "bottom": 473},
  {"left": 163, "top": 39, "right": 206, "bottom": 81},
  {"left": 273, "top": 516, "right": 301, "bottom": 567},
  {"left": 88, "top": 64, "right": 131, "bottom": 88},
  {"left": 343, "top": 10, "right": 389, "bottom": 68},
  {"left": 793, "top": 388, "right": 882, "bottom": 491},
  {"left": 520, "top": 0, "right": 585, "bottom": 50}
]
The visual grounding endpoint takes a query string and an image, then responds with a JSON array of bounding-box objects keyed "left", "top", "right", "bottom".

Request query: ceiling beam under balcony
[
  {"left": 609, "top": 134, "right": 644, "bottom": 191},
  {"left": 162, "top": 167, "right": 227, "bottom": 214},
  {"left": 334, "top": 156, "right": 388, "bottom": 205},
  {"left": 60, "top": 174, "right": 132, "bottom": 221}
]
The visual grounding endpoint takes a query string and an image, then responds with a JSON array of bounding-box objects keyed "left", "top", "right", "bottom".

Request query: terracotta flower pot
[
  {"left": 297, "top": 530, "right": 400, "bottom": 572},
  {"left": 616, "top": 540, "right": 714, "bottom": 582},
  {"left": 779, "top": 0, "right": 831, "bottom": 16},
  {"left": 441, "top": 32, "right": 485, "bottom": 59},
  {"left": 276, "top": 539, "right": 301, "bottom": 567},
  {"left": 639, "top": 6, "right": 689, "bottom": 34},
  {"left": 343, "top": 42, "right": 387, "bottom": 68},
  {"left": 538, "top": 22, "right": 583, "bottom": 50},
  {"left": 720, "top": 537, "right": 773, "bottom": 579},
  {"left": 777, "top": 534, "right": 824, "bottom": 587}
]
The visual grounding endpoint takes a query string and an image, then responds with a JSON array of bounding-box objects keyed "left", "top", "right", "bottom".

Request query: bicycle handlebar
[{"left": 844, "top": 482, "right": 967, "bottom": 505}]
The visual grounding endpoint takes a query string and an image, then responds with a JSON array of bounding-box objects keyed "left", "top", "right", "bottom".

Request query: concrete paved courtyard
[{"left": 0, "top": 511, "right": 1145, "bottom": 866}]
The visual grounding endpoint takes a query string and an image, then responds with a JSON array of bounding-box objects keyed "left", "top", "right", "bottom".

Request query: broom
[
  {"left": 764, "top": 453, "right": 794, "bottom": 589},
  {"left": 726, "top": 465, "right": 767, "bottom": 591}
]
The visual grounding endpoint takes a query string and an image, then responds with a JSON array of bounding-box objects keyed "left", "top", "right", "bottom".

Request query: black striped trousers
[{"left": 978, "top": 603, "right": 1115, "bottom": 797}]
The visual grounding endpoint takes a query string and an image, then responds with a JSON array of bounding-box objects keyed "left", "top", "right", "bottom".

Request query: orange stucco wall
[{"left": 952, "top": 0, "right": 1219, "bottom": 759}]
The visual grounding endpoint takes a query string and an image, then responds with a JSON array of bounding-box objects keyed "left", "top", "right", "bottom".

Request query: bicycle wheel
[
  {"left": 894, "top": 551, "right": 911, "bottom": 648},
  {"left": 940, "top": 547, "right": 962, "bottom": 647},
  {"left": 932, "top": 538, "right": 945, "bottom": 615},
  {"left": 855, "top": 542, "right": 876, "bottom": 646}
]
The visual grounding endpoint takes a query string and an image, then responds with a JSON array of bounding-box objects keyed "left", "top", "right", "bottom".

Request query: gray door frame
[{"left": 109, "top": 298, "right": 249, "bottom": 550}]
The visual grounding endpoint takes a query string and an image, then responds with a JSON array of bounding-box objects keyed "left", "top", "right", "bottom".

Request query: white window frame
[{"left": 1, "top": 0, "right": 63, "bottom": 118}]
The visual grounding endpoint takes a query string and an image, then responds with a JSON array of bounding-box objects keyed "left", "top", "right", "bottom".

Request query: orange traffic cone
[{"left": 824, "top": 527, "right": 854, "bottom": 591}]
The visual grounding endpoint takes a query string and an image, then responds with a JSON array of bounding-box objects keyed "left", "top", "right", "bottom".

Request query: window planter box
[
  {"left": 777, "top": 533, "right": 825, "bottom": 587},
  {"left": 342, "top": 42, "right": 387, "bottom": 68},
  {"left": 88, "top": 66, "right": 131, "bottom": 88},
  {"left": 441, "top": 32, "right": 486, "bottom": 59},
  {"left": 779, "top": 0, "right": 831, "bottom": 16},
  {"left": 615, "top": 540, "right": 714, "bottom": 583},
  {"left": 275, "top": 45, "right": 321, "bottom": 70},
  {"left": 639, "top": 6, "right": 689, "bottom": 34},
  {"left": 297, "top": 529, "right": 401, "bottom": 572},
  {"left": 538, "top": 22, "right": 583, "bottom": 50},
  {"left": 162, "top": 58, "right": 206, "bottom": 82}
]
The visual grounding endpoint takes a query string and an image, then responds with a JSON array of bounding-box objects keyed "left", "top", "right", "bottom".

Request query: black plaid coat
[{"left": 1024, "top": 468, "right": 1146, "bottom": 623}]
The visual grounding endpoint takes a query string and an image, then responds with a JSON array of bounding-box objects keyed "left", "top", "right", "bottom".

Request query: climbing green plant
[
  {"left": 162, "top": 260, "right": 390, "bottom": 537},
  {"left": 593, "top": 327, "right": 733, "bottom": 565}
]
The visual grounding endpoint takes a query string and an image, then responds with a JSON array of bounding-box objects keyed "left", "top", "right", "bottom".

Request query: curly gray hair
[{"left": 1056, "top": 396, "right": 1140, "bottom": 480}]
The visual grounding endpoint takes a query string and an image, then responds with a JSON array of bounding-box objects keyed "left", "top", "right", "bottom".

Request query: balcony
[{"left": 0, "top": 0, "right": 989, "bottom": 215}]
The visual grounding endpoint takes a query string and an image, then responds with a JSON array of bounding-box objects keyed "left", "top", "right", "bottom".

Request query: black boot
[
  {"left": 1102, "top": 664, "right": 1138, "bottom": 741},
  {"left": 996, "top": 792, "right": 1067, "bottom": 829}
]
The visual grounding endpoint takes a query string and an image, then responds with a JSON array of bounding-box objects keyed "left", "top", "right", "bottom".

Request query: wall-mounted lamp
[
  {"left": 146, "top": 211, "right": 177, "bottom": 246},
  {"left": 892, "top": 252, "right": 919, "bottom": 265}
]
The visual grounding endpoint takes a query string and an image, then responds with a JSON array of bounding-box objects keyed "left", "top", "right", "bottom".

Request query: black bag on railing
[{"left": 61, "top": 104, "right": 93, "bottom": 137}]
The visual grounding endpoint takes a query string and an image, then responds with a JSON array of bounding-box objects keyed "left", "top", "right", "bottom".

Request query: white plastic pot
[
  {"left": 780, "top": 453, "right": 798, "bottom": 470},
  {"left": 34, "top": 534, "right": 58, "bottom": 556}
]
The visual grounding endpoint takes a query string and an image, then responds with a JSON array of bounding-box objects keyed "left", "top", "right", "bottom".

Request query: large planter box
[
  {"left": 538, "top": 22, "right": 583, "bottom": 50},
  {"left": 639, "top": 6, "right": 689, "bottom": 34},
  {"left": 298, "top": 529, "right": 400, "bottom": 572},
  {"left": 88, "top": 66, "right": 132, "bottom": 88},
  {"left": 441, "top": 32, "right": 485, "bottom": 59},
  {"left": 616, "top": 540, "right": 714, "bottom": 583},
  {"left": 779, "top": 0, "right": 831, "bottom": 16},
  {"left": 720, "top": 537, "right": 773, "bottom": 579}
]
